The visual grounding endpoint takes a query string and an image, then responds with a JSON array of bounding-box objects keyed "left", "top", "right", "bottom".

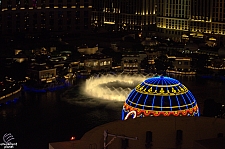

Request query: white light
[
  {"left": 84, "top": 73, "right": 153, "bottom": 101},
  {"left": 124, "top": 111, "right": 137, "bottom": 120}
]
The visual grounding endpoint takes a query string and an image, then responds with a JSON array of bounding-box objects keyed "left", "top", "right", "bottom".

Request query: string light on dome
[{"left": 122, "top": 76, "right": 199, "bottom": 120}]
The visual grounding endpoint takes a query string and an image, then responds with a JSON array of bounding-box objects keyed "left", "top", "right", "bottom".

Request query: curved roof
[{"left": 122, "top": 76, "right": 199, "bottom": 119}]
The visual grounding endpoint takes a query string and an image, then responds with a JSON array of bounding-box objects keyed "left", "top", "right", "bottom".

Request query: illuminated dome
[{"left": 122, "top": 76, "right": 199, "bottom": 120}]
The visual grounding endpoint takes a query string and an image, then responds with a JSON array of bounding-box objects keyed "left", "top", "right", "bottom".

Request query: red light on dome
[{"left": 70, "top": 136, "right": 76, "bottom": 141}]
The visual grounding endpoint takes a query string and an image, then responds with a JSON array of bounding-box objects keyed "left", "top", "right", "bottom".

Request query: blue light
[
  {"left": 135, "top": 94, "right": 142, "bottom": 108},
  {"left": 6, "top": 101, "right": 11, "bottom": 105},
  {"left": 143, "top": 95, "right": 148, "bottom": 109},
  {"left": 13, "top": 98, "right": 19, "bottom": 103},
  {"left": 122, "top": 76, "right": 199, "bottom": 119}
]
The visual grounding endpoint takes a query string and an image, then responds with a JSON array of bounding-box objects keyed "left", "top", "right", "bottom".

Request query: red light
[{"left": 70, "top": 136, "right": 75, "bottom": 141}]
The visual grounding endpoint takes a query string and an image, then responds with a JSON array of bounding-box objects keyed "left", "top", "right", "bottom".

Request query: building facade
[
  {"left": 1, "top": 0, "right": 225, "bottom": 44},
  {"left": 156, "top": 0, "right": 225, "bottom": 43},
  {"left": 156, "top": 0, "right": 191, "bottom": 41},
  {"left": 92, "top": 0, "right": 157, "bottom": 36},
  {"left": 84, "top": 56, "right": 112, "bottom": 71},
  {"left": 121, "top": 51, "right": 147, "bottom": 72},
  {"left": 0, "top": 0, "right": 92, "bottom": 36},
  {"left": 27, "top": 67, "right": 56, "bottom": 84},
  {"left": 92, "top": 0, "right": 225, "bottom": 43},
  {"left": 190, "top": 0, "right": 225, "bottom": 43}
]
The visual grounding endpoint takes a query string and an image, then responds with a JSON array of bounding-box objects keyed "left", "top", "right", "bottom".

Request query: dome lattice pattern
[{"left": 122, "top": 76, "right": 199, "bottom": 120}]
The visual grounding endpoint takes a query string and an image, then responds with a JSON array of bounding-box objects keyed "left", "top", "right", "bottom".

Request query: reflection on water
[{"left": 0, "top": 76, "right": 225, "bottom": 149}]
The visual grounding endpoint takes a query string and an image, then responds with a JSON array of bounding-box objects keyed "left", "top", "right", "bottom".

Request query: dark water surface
[{"left": 0, "top": 76, "right": 225, "bottom": 149}]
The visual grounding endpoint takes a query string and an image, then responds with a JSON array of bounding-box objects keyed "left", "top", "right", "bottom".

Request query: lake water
[{"left": 0, "top": 75, "right": 225, "bottom": 149}]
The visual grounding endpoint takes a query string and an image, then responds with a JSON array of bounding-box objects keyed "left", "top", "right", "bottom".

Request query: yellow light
[
  {"left": 127, "top": 99, "right": 195, "bottom": 108},
  {"left": 175, "top": 58, "right": 191, "bottom": 61},
  {"left": 209, "top": 37, "right": 216, "bottom": 41},
  {"left": 167, "top": 56, "right": 176, "bottom": 59},
  {"left": 143, "top": 82, "right": 181, "bottom": 87},
  {"left": 104, "top": 22, "right": 115, "bottom": 24}
]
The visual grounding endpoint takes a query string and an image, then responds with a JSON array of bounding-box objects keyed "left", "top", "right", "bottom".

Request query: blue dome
[{"left": 122, "top": 76, "right": 199, "bottom": 120}]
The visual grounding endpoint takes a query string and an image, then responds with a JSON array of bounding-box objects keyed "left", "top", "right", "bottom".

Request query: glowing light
[
  {"left": 70, "top": 137, "right": 75, "bottom": 141},
  {"left": 122, "top": 76, "right": 199, "bottom": 120},
  {"left": 0, "top": 87, "right": 21, "bottom": 100},
  {"left": 124, "top": 111, "right": 137, "bottom": 120},
  {"left": 84, "top": 73, "right": 153, "bottom": 101},
  {"left": 104, "top": 22, "right": 115, "bottom": 24}
]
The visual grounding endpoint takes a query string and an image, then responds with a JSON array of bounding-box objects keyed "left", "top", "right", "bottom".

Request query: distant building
[
  {"left": 13, "top": 53, "right": 28, "bottom": 63},
  {"left": 167, "top": 56, "right": 196, "bottom": 75},
  {"left": 146, "top": 51, "right": 161, "bottom": 61},
  {"left": 27, "top": 64, "right": 56, "bottom": 84},
  {"left": 78, "top": 46, "right": 98, "bottom": 55},
  {"left": 121, "top": 52, "right": 147, "bottom": 73},
  {"left": 68, "top": 61, "right": 80, "bottom": 72},
  {"left": 156, "top": 0, "right": 225, "bottom": 44},
  {"left": 83, "top": 54, "right": 112, "bottom": 71},
  {"left": 1, "top": 0, "right": 225, "bottom": 45},
  {"left": 0, "top": 0, "right": 92, "bottom": 36},
  {"left": 156, "top": 0, "right": 192, "bottom": 41},
  {"left": 206, "top": 59, "right": 225, "bottom": 73},
  {"left": 122, "top": 56, "right": 140, "bottom": 73},
  {"left": 92, "top": 0, "right": 157, "bottom": 37}
]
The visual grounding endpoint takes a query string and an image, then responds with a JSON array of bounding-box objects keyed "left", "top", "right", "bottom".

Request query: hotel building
[
  {"left": 92, "top": 0, "right": 225, "bottom": 44},
  {"left": 156, "top": 0, "right": 225, "bottom": 43},
  {"left": 0, "top": 0, "right": 92, "bottom": 36},
  {"left": 0, "top": 0, "right": 225, "bottom": 44},
  {"left": 190, "top": 0, "right": 225, "bottom": 42},
  {"left": 91, "top": 0, "right": 157, "bottom": 37},
  {"left": 156, "top": 0, "right": 191, "bottom": 41}
]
